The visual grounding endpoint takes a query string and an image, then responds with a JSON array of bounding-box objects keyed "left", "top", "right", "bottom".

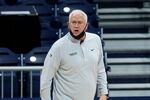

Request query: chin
[
  {"left": 72, "top": 34, "right": 78, "bottom": 36},
  {"left": 73, "top": 32, "right": 80, "bottom": 36}
]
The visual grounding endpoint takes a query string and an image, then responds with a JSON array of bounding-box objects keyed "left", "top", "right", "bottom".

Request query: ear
[
  {"left": 67, "top": 22, "right": 70, "bottom": 30},
  {"left": 84, "top": 22, "right": 89, "bottom": 32}
]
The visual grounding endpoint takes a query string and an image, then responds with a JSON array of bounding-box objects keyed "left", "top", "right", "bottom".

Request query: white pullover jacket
[{"left": 40, "top": 32, "right": 108, "bottom": 100}]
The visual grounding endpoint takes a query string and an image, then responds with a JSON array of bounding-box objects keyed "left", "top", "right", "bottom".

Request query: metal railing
[
  {"left": 0, "top": 66, "right": 42, "bottom": 99},
  {"left": 0, "top": 66, "right": 150, "bottom": 98}
]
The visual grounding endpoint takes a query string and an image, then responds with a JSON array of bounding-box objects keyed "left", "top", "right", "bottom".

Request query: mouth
[{"left": 74, "top": 30, "right": 79, "bottom": 32}]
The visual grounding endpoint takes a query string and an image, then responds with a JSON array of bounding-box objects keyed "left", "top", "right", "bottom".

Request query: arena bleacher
[
  {"left": 0, "top": 0, "right": 150, "bottom": 100},
  {"left": 97, "top": 0, "right": 150, "bottom": 99}
]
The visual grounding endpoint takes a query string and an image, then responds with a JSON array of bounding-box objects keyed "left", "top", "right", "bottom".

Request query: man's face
[{"left": 68, "top": 13, "right": 87, "bottom": 36}]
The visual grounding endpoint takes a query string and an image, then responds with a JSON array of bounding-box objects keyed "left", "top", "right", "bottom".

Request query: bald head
[{"left": 69, "top": 10, "right": 88, "bottom": 23}]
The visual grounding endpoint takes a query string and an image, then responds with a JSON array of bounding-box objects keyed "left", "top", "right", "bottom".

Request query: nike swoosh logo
[
  {"left": 90, "top": 49, "right": 95, "bottom": 51},
  {"left": 69, "top": 52, "right": 77, "bottom": 56}
]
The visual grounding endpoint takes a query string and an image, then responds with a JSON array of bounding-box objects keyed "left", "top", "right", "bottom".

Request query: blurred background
[{"left": 0, "top": 0, "right": 150, "bottom": 100}]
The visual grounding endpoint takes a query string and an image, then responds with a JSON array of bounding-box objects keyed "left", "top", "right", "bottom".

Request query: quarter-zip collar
[{"left": 68, "top": 32, "right": 81, "bottom": 44}]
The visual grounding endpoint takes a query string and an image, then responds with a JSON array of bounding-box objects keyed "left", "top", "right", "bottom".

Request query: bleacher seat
[
  {"left": 57, "top": 0, "right": 96, "bottom": 16},
  {"left": 24, "top": 46, "right": 50, "bottom": 66},
  {"left": 39, "top": 15, "right": 62, "bottom": 29},
  {"left": 0, "top": 48, "right": 19, "bottom": 66},
  {"left": 40, "top": 15, "right": 61, "bottom": 46},
  {"left": 87, "top": 15, "right": 101, "bottom": 35},
  {"left": 45, "top": 0, "right": 60, "bottom": 5},
  {"left": 40, "top": 29, "right": 59, "bottom": 45},
  {"left": 0, "top": 0, "right": 3, "bottom": 5},
  {"left": 34, "top": 5, "right": 54, "bottom": 16},
  {"left": 39, "top": 16, "right": 51, "bottom": 23},
  {"left": 4, "top": 0, "right": 20, "bottom": 5},
  {"left": 22, "top": 0, "right": 45, "bottom": 6},
  {"left": 96, "top": 0, "right": 144, "bottom": 8},
  {"left": 58, "top": 15, "right": 68, "bottom": 29},
  {"left": 107, "top": 51, "right": 150, "bottom": 58},
  {"left": 49, "top": 16, "right": 62, "bottom": 29},
  {"left": 60, "top": 27, "right": 68, "bottom": 37}
]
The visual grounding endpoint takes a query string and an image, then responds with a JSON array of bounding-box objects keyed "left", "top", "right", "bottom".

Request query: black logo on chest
[{"left": 69, "top": 52, "right": 77, "bottom": 56}]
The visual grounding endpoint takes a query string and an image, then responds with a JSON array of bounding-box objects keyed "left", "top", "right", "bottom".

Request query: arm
[
  {"left": 97, "top": 57, "right": 108, "bottom": 100},
  {"left": 97, "top": 37, "right": 108, "bottom": 100},
  {"left": 40, "top": 44, "right": 60, "bottom": 100}
]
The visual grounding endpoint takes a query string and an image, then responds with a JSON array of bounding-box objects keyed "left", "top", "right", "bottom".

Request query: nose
[{"left": 75, "top": 23, "right": 79, "bottom": 27}]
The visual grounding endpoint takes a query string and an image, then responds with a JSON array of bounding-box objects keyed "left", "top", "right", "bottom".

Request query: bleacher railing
[
  {"left": 0, "top": 66, "right": 150, "bottom": 98},
  {"left": 0, "top": 66, "right": 42, "bottom": 99}
]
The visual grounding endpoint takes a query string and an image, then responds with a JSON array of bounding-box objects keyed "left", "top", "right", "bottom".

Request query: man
[{"left": 40, "top": 9, "right": 108, "bottom": 100}]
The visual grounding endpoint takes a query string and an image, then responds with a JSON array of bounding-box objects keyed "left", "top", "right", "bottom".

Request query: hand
[{"left": 99, "top": 95, "right": 108, "bottom": 100}]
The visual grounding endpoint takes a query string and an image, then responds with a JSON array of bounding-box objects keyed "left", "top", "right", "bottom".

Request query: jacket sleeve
[
  {"left": 40, "top": 44, "right": 61, "bottom": 100},
  {"left": 96, "top": 36, "right": 108, "bottom": 97}
]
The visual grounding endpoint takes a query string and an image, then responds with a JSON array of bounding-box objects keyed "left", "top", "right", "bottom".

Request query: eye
[
  {"left": 72, "top": 21, "right": 76, "bottom": 24},
  {"left": 78, "top": 21, "right": 82, "bottom": 24}
]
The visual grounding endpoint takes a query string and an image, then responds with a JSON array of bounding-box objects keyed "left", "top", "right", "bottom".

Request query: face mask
[{"left": 70, "top": 30, "right": 85, "bottom": 40}]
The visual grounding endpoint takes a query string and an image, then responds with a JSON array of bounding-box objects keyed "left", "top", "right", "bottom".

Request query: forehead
[{"left": 70, "top": 13, "right": 85, "bottom": 21}]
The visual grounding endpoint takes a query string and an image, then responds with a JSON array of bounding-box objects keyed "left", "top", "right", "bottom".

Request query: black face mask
[{"left": 70, "top": 30, "right": 85, "bottom": 40}]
